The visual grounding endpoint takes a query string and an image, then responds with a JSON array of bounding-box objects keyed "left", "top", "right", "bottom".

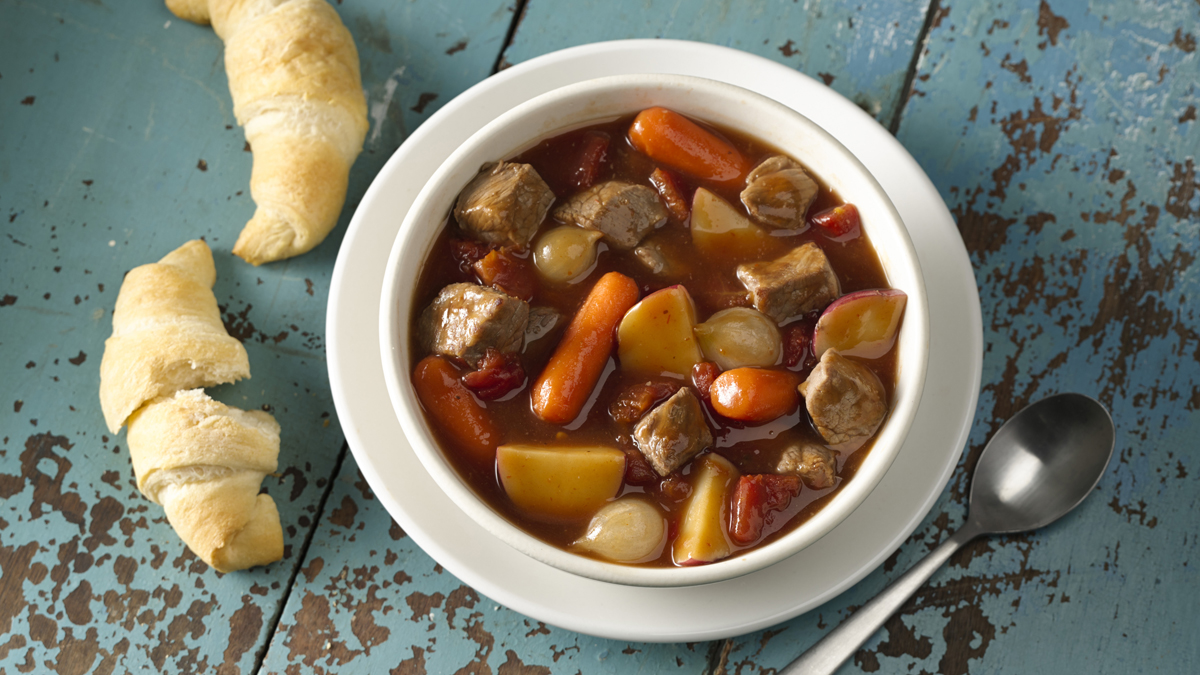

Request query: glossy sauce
[{"left": 409, "top": 114, "right": 897, "bottom": 566}]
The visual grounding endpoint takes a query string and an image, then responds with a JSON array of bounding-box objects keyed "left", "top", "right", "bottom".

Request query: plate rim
[{"left": 328, "top": 38, "right": 982, "bottom": 642}]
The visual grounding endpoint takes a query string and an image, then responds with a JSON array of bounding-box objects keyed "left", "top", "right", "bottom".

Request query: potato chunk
[
  {"left": 496, "top": 444, "right": 625, "bottom": 522},
  {"left": 616, "top": 285, "right": 703, "bottom": 378},
  {"left": 673, "top": 453, "right": 739, "bottom": 565}
]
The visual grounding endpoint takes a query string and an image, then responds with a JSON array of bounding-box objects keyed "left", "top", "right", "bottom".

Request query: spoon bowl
[
  {"left": 970, "top": 393, "right": 1115, "bottom": 534},
  {"left": 784, "top": 393, "right": 1115, "bottom": 675}
]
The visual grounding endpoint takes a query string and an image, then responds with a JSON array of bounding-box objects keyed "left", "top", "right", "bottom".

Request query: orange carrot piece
[
  {"left": 413, "top": 355, "right": 500, "bottom": 464},
  {"left": 629, "top": 107, "right": 751, "bottom": 189},
  {"left": 532, "top": 272, "right": 640, "bottom": 424},
  {"left": 709, "top": 368, "right": 800, "bottom": 423}
]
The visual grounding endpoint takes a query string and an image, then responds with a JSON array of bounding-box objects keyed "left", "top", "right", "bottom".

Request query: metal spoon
[{"left": 782, "top": 393, "right": 1115, "bottom": 675}]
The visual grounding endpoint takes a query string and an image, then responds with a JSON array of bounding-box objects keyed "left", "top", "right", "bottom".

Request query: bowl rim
[{"left": 379, "top": 73, "right": 929, "bottom": 587}]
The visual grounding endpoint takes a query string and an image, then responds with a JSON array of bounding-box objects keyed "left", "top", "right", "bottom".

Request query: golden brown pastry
[
  {"left": 165, "top": 0, "right": 369, "bottom": 265},
  {"left": 99, "top": 240, "right": 250, "bottom": 433},
  {"left": 127, "top": 389, "right": 283, "bottom": 572}
]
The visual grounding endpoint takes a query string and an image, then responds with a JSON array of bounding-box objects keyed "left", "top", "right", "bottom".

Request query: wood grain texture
[
  {"left": 502, "top": 0, "right": 934, "bottom": 126},
  {"left": 3, "top": 0, "right": 1198, "bottom": 673},
  {"left": 258, "top": 454, "right": 716, "bottom": 674},
  {"left": 0, "top": 0, "right": 508, "bottom": 671},
  {"left": 0, "top": 0, "right": 350, "bottom": 671},
  {"left": 720, "top": 1, "right": 1200, "bottom": 673}
]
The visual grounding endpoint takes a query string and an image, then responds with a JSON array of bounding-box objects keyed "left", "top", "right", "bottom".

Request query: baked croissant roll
[
  {"left": 127, "top": 389, "right": 283, "bottom": 572},
  {"left": 99, "top": 240, "right": 250, "bottom": 433},
  {"left": 165, "top": 0, "right": 369, "bottom": 265}
]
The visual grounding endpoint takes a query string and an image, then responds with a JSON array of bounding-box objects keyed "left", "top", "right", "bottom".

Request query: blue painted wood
[
  {"left": 721, "top": 1, "right": 1200, "bottom": 673},
  {"left": 5, "top": 0, "right": 1197, "bottom": 672},
  {"left": 0, "top": 0, "right": 511, "bottom": 672},
  {"left": 258, "top": 453, "right": 716, "bottom": 674},
  {"left": 503, "top": 0, "right": 933, "bottom": 126}
]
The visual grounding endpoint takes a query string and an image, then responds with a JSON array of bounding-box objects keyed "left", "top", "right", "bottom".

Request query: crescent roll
[
  {"left": 165, "top": 0, "right": 369, "bottom": 265},
  {"left": 99, "top": 240, "right": 250, "bottom": 433},
  {"left": 127, "top": 389, "right": 283, "bottom": 572}
]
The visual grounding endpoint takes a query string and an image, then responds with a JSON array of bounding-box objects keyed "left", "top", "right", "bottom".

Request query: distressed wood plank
[
  {"left": 502, "top": 0, "right": 934, "bottom": 125},
  {"left": 257, "top": 3, "right": 945, "bottom": 674},
  {"left": 258, "top": 454, "right": 715, "bottom": 674},
  {"left": 0, "top": 0, "right": 510, "bottom": 672},
  {"left": 721, "top": 1, "right": 1200, "bottom": 673}
]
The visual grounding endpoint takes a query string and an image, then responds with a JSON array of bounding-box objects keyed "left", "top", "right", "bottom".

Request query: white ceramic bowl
[{"left": 380, "top": 74, "right": 929, "bottom": 587}]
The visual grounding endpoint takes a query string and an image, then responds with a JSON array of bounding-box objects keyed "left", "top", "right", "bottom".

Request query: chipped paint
[{"left": 4, "top": 0, "right": 1198, "bottom": 673}]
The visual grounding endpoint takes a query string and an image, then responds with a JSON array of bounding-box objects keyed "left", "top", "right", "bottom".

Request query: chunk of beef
[
  {"left": 740, "top": 155, "right": 819, "bottom": 230},
  {"left": 418, "top": 283, "right": 529, "bottom": 365},
  {"left": 454, "top": 162, "right": 555, "bottom": 249},
  {"left": 776, "top": 442, "right": 838, "bottom": 489},
  {"left": 633, "top": 388, "right": 713, "bottom": 476},
  {"left": 736, "top": 242, "right": 840, "bottom": 322},
  {"left": 799, "top": 350, "right": 886, "bottom": 445},
  {"left": 553, "top": 180, "right": 667, "bottom": 249}
]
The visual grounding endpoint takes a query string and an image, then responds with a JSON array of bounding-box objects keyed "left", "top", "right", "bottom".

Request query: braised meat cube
[
  {"left": 418, "top": 283, "right": 529, "bottom": 365},
  {"left": 454, "top": 162, "right": 555, "bottom": 249},
  {"left": 776, "top": 442, "right": 838, "bottom": 489},
  {"left": 740, "top": 155, "right": 819, "bottom": 230},
  {"left": 736, "top": 242, "right": 840, "bottom": 322},
  {"left": 553, "top": 180, "right": 668, "bottom": 249},
  {"left": 799, "top": 351, "right": 886, "bottom": 445},
  {"left": 632, "top": 388, "right": 713, "bottom": 476}
]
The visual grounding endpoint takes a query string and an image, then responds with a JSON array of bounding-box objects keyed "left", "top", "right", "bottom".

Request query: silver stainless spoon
[{"left": 782, "top": 393, "right": 1115, "bottom": 675}]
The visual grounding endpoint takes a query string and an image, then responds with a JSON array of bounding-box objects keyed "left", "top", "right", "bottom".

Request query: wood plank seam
[
  {"left": 249, "top": 440, "right": 351, "bottom": 675},
  {"left": 494, "top": 0, "right": 532, "bottom": 73},
  {"left": 889, "top": 0, "right": 942, "bottom": 135},
  {"left": 249, "top": 7, "right": 520, "bottom": 673}
]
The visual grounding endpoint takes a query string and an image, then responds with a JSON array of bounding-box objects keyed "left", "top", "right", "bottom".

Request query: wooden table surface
[{"left": 2, "top": 0, "right": 1197, "bottom": 673}]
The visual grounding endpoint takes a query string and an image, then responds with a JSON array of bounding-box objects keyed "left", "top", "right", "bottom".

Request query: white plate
[{"left": 328, "top": 40, "right": 982, "bottom": 642}]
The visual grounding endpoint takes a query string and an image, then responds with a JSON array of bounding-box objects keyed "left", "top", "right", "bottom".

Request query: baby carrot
[
  {"left": 413, "top": 355, "right": 500, "bottom": 464},
  {"left": 629, "top": 107, "right": 751, "bottom": 189},
  {"left": 532, "top": 272, "right": 640, "bottom": 424},
  {"left": 709, "top": 368, "right": 800, "bottom": 423}
]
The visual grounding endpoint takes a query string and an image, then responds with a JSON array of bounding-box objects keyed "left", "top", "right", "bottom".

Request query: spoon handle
[{"left": 781, "top": 522, "right": 984, "bottom": 675}]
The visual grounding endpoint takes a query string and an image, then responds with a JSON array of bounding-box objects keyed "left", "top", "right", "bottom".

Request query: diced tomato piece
[
  {"left": 473, "top": 248, "right": 536, "bottom": 301},
  {"left": 609, "top": 381, "right": 681, "bottom": 423},
  {"left": 621, "top": 445, "right": 659, "bottom": 486},
  {"left": 450, "top": 238, "right": 493, "bottom": 274},
  {"left": 691, "top": 361, "right": 722, "bottom": 401},
  {"left": 460, "top": 348, "right": 525, "bottom": 400},
  {"left": 782, "top": 318, "right": 818, "bottom": 372},
  {"left": 729, "top": 474, "right": 802, "bottom": 546},
  {"left": 649, "top": 168, "right": 691, "bottom": 222},
  {"left": 658, "top": 473, "right": 693, "bottom": 503},
  {"left": 568, "top": 131, "right": 610, "bottom": 191},
  {"left": 809, "top": 203, "right": 861, "bottom": 239}
]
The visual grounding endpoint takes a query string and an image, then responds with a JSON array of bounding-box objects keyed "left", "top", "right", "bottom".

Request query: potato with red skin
[
  {"left": 709, "top": 368, "right": 801, "bottom": 423},
  {"left": 812, "top": 289, "right": 907, "bottom": 359}
]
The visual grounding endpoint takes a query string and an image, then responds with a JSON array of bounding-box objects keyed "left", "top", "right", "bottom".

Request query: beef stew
[{"left": 408, "top": 109, "right": 906, "bottom": 567}]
